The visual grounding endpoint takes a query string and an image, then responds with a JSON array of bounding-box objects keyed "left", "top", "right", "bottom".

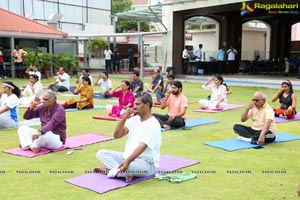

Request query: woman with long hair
[
  {"left": 199, "top": 74, "right": 229, "bottom": 110},
  {"left": 0, "top": 81, "right": 21, "bottom": 128},
  {"left": 272, "top": 80, "right": 296, "bottom": 119},
  {"left": 62, "top": 76, "right": 94, "bottom": 110},
  {"left": 106, "top": 80, "right": 134, "bottom": 117}
]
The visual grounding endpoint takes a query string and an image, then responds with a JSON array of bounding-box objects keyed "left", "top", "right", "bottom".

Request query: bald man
[{"left": 233, "top": 92, "right": 276, "bottom": 145}]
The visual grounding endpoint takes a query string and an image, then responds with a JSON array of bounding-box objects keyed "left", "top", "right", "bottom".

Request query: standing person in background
[
  {"left": 112, "top": 47, "right": 121, "bottom": 74},
  {"left": 0, "top": 81, "right": 21, "bottom": 129},
  {"left": 217, "top": 46, "right": 226, "bottom": 74},
  {"left": 104, "top": 46, "right": 112, "bottom": 73},
  {"left": 0, "top": 45, "right": 7, "bottom": 79},
  {"left": 193, "top": 44, "right": 203, "bottom": 60},
  {"left": 182, "top": 46, "right": 190, "bottom": 74},
  {"left": 226, "top": 45, "right": 238, "bottom": 74},
  {"left": 128, "top": 46, "right": 135, "bottom": 72},
  {"left": 12, "top": 45, "right": 27, "bottom": 78}
]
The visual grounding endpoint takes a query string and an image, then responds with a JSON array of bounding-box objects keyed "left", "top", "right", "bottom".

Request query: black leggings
[{"left": 233, "top": 124, "right": 276, "bottom": 143}]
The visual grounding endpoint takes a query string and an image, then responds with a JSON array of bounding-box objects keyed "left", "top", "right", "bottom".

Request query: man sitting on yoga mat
[
  {"left": 94, "top": 92, "right": 161, "bottom": 182},
  {"left": 153, "top": 81, "right": 188, "bottom": 130},
  {"left": 233, "top": 92, "right": 276, "bottom": 145},
  {"left": 17, "top": 91, "right": 66, "bottom": 153}
]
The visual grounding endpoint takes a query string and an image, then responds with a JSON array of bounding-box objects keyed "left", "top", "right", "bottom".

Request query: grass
[{"left": 0, "top": 76, "right": 299, "bottom": 200}]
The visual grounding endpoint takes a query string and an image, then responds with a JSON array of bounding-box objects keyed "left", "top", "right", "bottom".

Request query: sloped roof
[{"left": 0, "top": 8, "right": 67, "bottom": 37}]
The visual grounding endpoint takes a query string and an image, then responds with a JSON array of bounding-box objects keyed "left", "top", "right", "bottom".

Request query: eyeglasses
[{"left": 252, "top": 99, "right": 262, "bottom": 102}]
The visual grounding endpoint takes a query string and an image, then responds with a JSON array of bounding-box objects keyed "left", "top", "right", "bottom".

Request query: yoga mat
[
  {"left": 2, "top": 133, "right": 113, "bottom": 157},
  {"left": 275, "top": 113, "right": 300, "bottom": 123},
  {"left": 65, "top": 155, "right": 199, "bottom": 194},
  {"left": 203, "top": 132, "right": 300, "bottom": 151},
  {"left": 161, "top": 117, "right": 219, "bottom": 131},
  {"left": 65, "top": 105, "right": 105, "bottom": 112},
  {"left": 194, "top": 104, "right": 245, "bottom": 113},
  {"left": 92, "top": 115, "right": 121, "bottom": 121}
]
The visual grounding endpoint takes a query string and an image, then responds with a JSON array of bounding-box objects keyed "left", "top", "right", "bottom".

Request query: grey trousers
[{"left": 96, "top": 149, "right": 156, "bottom": 178}]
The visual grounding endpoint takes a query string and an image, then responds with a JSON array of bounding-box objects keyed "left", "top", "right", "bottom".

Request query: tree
[{"left": 112, "top": 0, "right": 150, "bottom": 32}]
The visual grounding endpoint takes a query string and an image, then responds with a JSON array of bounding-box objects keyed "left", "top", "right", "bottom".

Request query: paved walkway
[{"left": 104, "top": 72, "right": 300, "bottom": 90}]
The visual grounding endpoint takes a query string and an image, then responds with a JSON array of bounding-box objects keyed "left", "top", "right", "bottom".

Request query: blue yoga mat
[
  {"left": 204, "top": 132, "right": 300, "bottom": 151},
  {"left": 161, "top": 117, "right": 219, "bottom": 132},
  {"left": 65, "top": 105, "right": 105, "bottom": 112}
]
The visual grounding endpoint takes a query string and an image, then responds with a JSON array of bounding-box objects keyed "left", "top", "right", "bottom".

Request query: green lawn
[{"left": 0, "top": 76, "right": 299, "bottom": 200}]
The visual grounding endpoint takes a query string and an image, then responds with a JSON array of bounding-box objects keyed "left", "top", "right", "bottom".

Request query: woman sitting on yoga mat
[
  {"left": 271, "top": 80, "right": 296, "bottom": 119},
  {"left": 19, "top": 74, "right": 44, "bottom": 107},
  {"left": 0, "top": 81, "right": 21, "bottom": 129},
  {"left": 62, "top": 76, "right": 94, "bottom": 110},
  {"left": 105, "top": 80, "right": 134, "bottom": 118},
  {"left": 199, "top": 74, "right": 229, "bottom": 110}
]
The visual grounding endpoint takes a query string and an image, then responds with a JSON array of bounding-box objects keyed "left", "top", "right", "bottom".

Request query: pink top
[
  {"left": 167, "top": 93, "right": 188, "bottom": 121},
  {"left": 110, "top": 90, "right": 134, "bottom": 117}
]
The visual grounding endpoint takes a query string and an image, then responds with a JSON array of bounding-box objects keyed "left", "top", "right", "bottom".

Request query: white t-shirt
[
  {"left": 0, "top": 93, "right": 19, "bottom": 122},
  {"left": 104, "top": 49, "right": 112, "bottom": 60},
  {"left": 56, "top": 72, "right": 70, "bottom": 89},
  {"left": 29, "top": 71, "right": 42, "bottom": 82},
  {"left": 227, "top": 49, "right": 237, "bottom": 60},
  {"left": 97, "top": 79, "right": 113, "bottom": 92},
  {"left": 79, "top": 74, "right": 93, "bottom": 85},
  {"left": 123, "top": 115, "right": 161, "bottom": 168}
]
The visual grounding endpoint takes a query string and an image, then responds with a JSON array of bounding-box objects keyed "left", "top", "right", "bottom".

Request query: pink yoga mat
[
  {"left": 2, "top": 133, "right": 113, "bottom": 158},
  {"left": 194, "top": 104, "right": 245, "bottom": 113},
  {"left": 92, "top": 116, "right": 121, "bottom": 121},
  {"left": 65, "top": 155, "right": 200, "bottom": 194},
  {"left": 275, "top": 113, "right": 300, "bottom": 123}
]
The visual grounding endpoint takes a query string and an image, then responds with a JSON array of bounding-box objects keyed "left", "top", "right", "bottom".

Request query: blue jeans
[
  {"left": 0, "top": 61, "right": 7, "bottom": 77},
  {"left": 156, "top": 90, "right": 165, "bottom": 102}
]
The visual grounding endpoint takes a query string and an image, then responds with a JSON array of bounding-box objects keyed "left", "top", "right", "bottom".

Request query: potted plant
[
  {"left": 87, "top": 37, "right": 107, "bottom": 58},
  {"left": 53, "top": 52, "right": 79, "bottom": 76},
  {"left": 37, "top": 52, "right": 53, "bottom": 78}
]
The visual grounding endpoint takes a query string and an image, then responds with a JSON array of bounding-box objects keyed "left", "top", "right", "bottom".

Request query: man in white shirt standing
[
  {"left": 104, "top": 46, "right": 112, "bottom": 73},
  {"left": 94, "top": 92, "right": 161, "bottom": 182},
  {"left": 193, "top": 44, "right": 203, "bottom": 60},
  {"left": 47, "top": 67, "right": 70, "bottom": 92},
  {"left": 226, "top": 45, "right": 238, "bottom": 74}
]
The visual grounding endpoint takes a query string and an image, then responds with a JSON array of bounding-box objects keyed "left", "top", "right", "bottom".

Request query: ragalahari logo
[{"left": 240, "top": 2, "right": 255, "bottom": 16}]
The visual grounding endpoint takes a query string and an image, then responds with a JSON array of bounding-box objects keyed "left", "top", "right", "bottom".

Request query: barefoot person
[
  {"left": 233, "top": 92, "right": 276, "bottom": 145},
  {"left": 153, "top": 81, "right": 188, "bottom": 130},
  {"left": 94, "top": 92, "right": 161, "bottom": 182},
  {"left": 17, "top": 91, "right": 66, "bottom": 153},
  {"left": 272, "top": 80, "right": 296, "bottom": 119}
]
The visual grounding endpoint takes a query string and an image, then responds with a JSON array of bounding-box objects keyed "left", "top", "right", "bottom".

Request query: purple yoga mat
[
  {"left": 65, "top": 155, "right": 200, "bottom": 194},
  {"left": 194, "top": 104, "right": 245, "bottom": 113},
  {"left": 275, "top": 113, "right": 300, "bottom": 123},
  {"left": 2, "top": 133, "right": 113, "bottom": 157}
]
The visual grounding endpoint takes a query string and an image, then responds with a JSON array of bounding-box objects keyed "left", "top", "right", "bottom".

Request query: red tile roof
[{"left": 0, "top": 8, "right": 67, "bottom": 37}]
